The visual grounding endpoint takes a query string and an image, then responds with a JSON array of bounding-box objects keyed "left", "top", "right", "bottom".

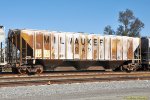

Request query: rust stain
[
  {"left": 111, "top": 38, "right": 117, "bottom": 60},
  {"left": 43, "top": 33, "right": 50, "bottom": 59},
  {"left": 35, "top": 32, "right": 43, "bottom": 58},
  {"left": 21, "top": 32, "right": 33, "bottom": 48},
  {"left": 51, "top": 33, "right": 55, "bottom": 59},
  {"left": 80, "top": 35, "right": 87, "bottom": 60},
  {"left": 127, "top": 38, "right": 133, "bottom": 59},
  {"left": 93, "top": 35, "right": 98, "bottom": 60}
]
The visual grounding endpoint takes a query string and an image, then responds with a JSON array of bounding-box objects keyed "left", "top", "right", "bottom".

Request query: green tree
[
  {"left": 104, "top": 25, "right": 115, "bottom": 35},
  {"left": 104, "top": 9, "right": 144, "bottom": 37}
]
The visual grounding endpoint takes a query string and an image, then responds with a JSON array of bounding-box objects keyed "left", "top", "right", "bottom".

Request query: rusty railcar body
[{"left": 7, "top": 29, "right": 141, "bottom": 74}]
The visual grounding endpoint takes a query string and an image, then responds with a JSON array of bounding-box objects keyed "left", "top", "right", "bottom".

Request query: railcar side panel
[
  {"left": 123, "top": 37, "right": 128, "bottom": 60},
  {"left": 58, "top": 33, "right": 66, "bottom": 59},
  {"left": 35, "top": 31, "right": 43, "bottom": 59},
  {"left": 51, "top": 32, "right": 58, "bottom": 59},
  {"left": 127, "top": 37, "right": 133, "bottom": 60},
  {"left": 133, "top": 38, "right": 140, "bottom": 60},
  {"left": 104, "top": 36, "right": 111, "bottom": 60},
  {"left": 66, "top": 33, "right": 74, "bottom": 59},
  {"left": 21, "top": 30, "right": 34, "bottom": 49},
  {"left": 74, "top": 33, "right": 80, "bottom": 59},
  {"left": 116, "top": 36, "right": 123, "bottom": 60},
  {"left": 99, "top": 36, "right": 104, "bottom": 60},
  {"left": 92, "top": 35, "right": 99, "bottom": 60},
  {"left": 111, "top": 36, "right": 117, "bottom": 60},
  {"left": 87, "top": 34, "right": 92, "bottom": 60},
  {"left": 80, "top": 34, "right": 87, "bottom": 60},
  {"left": 133, "top": 38, "right": 140, "bottom": 52},
  {"left": 43, "top": 32, "right": 50, "bottom": 59}
]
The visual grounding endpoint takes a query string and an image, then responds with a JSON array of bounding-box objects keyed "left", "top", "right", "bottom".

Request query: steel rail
[{"left": 0, "top": 71, "right": 150, "bottom": 87}]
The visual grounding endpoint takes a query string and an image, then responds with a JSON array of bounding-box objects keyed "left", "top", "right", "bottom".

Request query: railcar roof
[
  {"left": 9, "top": 29, "right": 98, "bottom": 35},
  {"left": 8, "top": 29, "right": 141, "bottom": 38}
]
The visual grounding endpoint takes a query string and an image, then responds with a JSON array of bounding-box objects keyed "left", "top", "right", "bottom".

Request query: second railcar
[
  {"left": 141, "top": 37, "right": 150, "bottom": 70},
  {"left": 0, "top": 26, "right": 6, "bottom": 68},
  {"left": 7, "top": 29, "right": 141, "bottom": 74}
]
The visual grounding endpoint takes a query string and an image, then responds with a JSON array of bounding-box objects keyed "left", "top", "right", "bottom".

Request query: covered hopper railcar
[{"left": 7, "top": 29, "right": 141, "bottom": 74}]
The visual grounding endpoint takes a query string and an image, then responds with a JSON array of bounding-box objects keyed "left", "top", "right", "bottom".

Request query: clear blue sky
[{"left": 0, "top": 0, "right": 149, "bottom": 36}]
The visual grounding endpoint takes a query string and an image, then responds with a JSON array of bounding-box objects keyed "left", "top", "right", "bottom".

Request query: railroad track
[{"left": 0, "top": 71, "right": 150, "bottom": 87}]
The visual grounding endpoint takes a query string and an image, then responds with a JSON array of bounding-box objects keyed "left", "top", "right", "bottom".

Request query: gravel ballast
[{"left": 0, "top": 80, "right": 150, "bottom": 100}]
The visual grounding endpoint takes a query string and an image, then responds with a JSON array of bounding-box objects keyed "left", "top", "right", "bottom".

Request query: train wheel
[
  {"left": 18, "top": 67, "right": 27, "bottom": 74},
  {"left": 126, "top": 64, "right": 138, "bottom": 72},
  {"left": 120, "top": 66, "right": 126, "bottom": 71},
  {"left": 35, "top": 65, "right": 43, "bottom": 74}
]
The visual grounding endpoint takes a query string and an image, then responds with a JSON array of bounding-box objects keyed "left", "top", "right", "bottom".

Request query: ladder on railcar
[
  {"left": 8, "top": 32, "right": 30, "bottom": 66},
  {"left": 20, "top": 37, "right": 28, "bottom": 65},
  {"left": 7, "top": 33, "right": 18, "bottom": 64}
]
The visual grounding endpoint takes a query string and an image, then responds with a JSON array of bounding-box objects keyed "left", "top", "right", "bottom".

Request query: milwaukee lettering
[
  {"left": 75, "top": 38, "right": 79, "bottom": 44},
  {"left": 100, "top": 39, "right": 103, "bottom": 46},
  {"left": 44, "top": 35, "right": 50, "bottom": 44},
  {"left": 87, "top": 39, "right": 92, "bottom": 45},
  {"left": 81, "top": 38, "right": 85, "bottom": 45},
  {"left": 59, "top": 37, "right": 64, "bottom": 44},
  {"left": 94, "top": 38, "right": 98, "bottom": 46}
]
